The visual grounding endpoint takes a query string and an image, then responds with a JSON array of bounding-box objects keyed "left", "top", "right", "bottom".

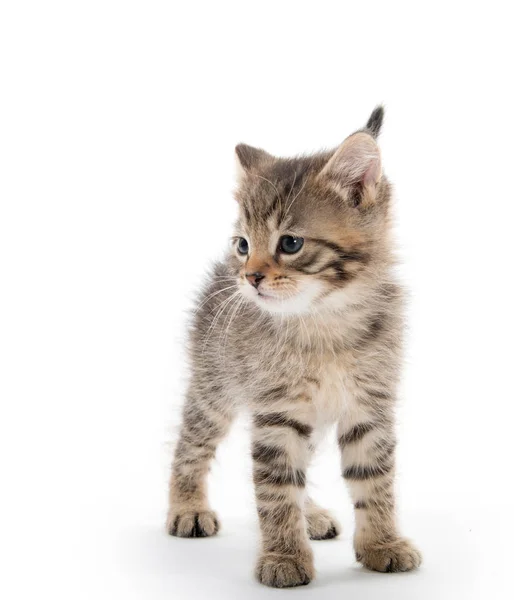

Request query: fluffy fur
[{"left": 167, "top": 106, "right": 421, "bottom": 587}]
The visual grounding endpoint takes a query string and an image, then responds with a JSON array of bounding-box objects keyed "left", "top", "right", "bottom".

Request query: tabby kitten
[{"left": 167, "top": 107, "right": 421, "bottom": 587}]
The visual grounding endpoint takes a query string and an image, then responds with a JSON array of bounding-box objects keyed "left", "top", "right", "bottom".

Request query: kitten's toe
[
  {"left": 306, "top": 507, "right": 341, "bottom": 540},
  {"left": 356, "top": 538, "right": 422, "bottom": 572},
  {"left": 256, "top": 552, "right": 315, "bottom": 588},
  {"left": 167, "top": 509, "right": 219, "bottom": 538}
]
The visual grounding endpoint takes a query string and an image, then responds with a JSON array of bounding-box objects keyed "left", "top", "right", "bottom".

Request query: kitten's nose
[{"left": 246, "top": 272, "right": 265, "bottom": 288}]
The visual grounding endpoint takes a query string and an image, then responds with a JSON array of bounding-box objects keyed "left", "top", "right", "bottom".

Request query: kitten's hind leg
[
  {"left": 167, "top": 386, "right": 234, "bottom": 538},
  {"left": 305, "top": 497, "right": 341, "bottom": 540},
  {"left": 338, "top": 408, "right": 422, "bottom": 571}
]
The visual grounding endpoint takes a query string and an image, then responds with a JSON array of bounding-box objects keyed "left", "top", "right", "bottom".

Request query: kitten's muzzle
[{"left": 245, "top": 272, "right": 265, "bottom": 288}]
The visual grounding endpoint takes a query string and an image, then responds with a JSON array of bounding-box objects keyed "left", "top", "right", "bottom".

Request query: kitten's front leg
[
  {"left": 167, "top": 386, "right": 234, "bottom": 538},
  {"left": 338, "top": 406, "right": 422, "bottom": 572},
  {"left": 252, "top": 404, "right": 315, "bottom": 588}
]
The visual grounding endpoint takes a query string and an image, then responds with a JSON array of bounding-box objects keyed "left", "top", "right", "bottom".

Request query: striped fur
[{"left": 167, "top": 107, "right": 421, "bottom": 587}]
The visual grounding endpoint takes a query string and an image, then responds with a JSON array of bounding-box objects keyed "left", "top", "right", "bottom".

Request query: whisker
[
  {"left": 283, "top": 176, "right": 307, "bottom": 219},
  {"left": 194, "top": 285, "right": 239, "bottom": 314},
  {"left": 281, "top": 170, "right": 297, "bottom": 222},
  {"left": 201, "top": 291, "right": 241, "bottom": 351},
  {"left": 255, "top": 174, "right": 283, "bottom": 205},
  {"left": 220, "top": 294, "right": 246, "bottom": 359}
]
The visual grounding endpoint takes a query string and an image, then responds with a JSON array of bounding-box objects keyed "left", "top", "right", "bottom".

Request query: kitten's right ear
[
  {"left": 318, "top": 132, "right": 381, "bottom": 207},
  {"left": 235, "top": 144, "right": 272, "bottom": 181}
]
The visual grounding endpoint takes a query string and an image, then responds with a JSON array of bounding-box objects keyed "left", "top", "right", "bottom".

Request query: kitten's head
[{"left": 231, "top": 107, "right": 392, "bottom": 315}]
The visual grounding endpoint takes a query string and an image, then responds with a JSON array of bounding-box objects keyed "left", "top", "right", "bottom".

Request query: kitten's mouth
[
  {"left": 253, "top": 289, "right": 288, "bottom": 304},
  {"left": 256, "top": 291, "right": 277, "bottom": 301},
  {"left": 256, "top": 290, "right": 296, "bottom": 304},
  {"left": 243, "top": 284, "right": 308, "bottom": 313}
]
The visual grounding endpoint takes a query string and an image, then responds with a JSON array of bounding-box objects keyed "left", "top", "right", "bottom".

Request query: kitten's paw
[
  {"left": 306, "top": 506, "right": 341, "bottom": 540},
  {"left": 256, "top": 552, "right": 315, "bottom": 588},
  {"left": 166, "top": 509, "right": 219, "bottom": 538},
  {"left": 356, "top": 538, "right": 422, "bottom": 572}
]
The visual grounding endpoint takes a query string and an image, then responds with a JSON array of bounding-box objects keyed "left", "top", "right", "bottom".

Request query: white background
[{"left": 1, "top": 1, "right": 513, "bottom": 598}]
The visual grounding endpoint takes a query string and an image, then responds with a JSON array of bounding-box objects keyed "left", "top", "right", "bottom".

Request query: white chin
[
  {"left": 242, "top": 283, "right": 322, "bottom": 315},
  {"left": 255, "top": 294, "right": 309, "bottom": 314}
]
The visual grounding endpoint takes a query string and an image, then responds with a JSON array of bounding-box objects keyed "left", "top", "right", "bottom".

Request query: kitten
[{"left": 167, "top": 107, "right": 422, "bottom": 587}]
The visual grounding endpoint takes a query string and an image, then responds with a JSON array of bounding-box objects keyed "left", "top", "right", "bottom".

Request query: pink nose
[{"left": 245, "top": 272, "right": 265, "bottom": 288}]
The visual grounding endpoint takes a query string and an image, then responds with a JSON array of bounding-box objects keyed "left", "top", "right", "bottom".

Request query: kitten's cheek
[{"left": 295, "top": 280, "right": 326, "bottom": 308}]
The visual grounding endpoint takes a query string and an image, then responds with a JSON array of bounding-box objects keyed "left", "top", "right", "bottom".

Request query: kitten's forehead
[
  {"left": 239, "top": 152, "right": 331, "bottom": 232},
  {"left": 240, "top": 174, "right": 302, "bottom": 232}
]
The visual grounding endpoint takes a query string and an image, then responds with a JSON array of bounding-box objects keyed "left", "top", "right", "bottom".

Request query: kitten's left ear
[
  {"left": 234, "top": 144, "right": 272, "bottom": 182},
  {"left": 319, "top": 132, "right": 381, "bottom": 207}
]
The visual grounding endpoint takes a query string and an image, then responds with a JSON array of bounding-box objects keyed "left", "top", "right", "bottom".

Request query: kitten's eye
[
  {"left": 237, "top": 237, "right": 249, "bottom": 255},
  {"left": 279, "top": 235, "right": 304, "bottom": 254}
]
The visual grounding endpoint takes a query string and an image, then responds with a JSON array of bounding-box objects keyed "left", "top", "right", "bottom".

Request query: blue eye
[
  {"left": 279, "top": 235, "right": 304, "bottom": 254},
  {"left": 237, "top": 237, "right": 249, "bottom": 255}
]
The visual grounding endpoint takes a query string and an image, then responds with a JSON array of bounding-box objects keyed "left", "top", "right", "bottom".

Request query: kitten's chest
[{"left": 311, "top": 359, "right": 356, "bottom": 428}]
